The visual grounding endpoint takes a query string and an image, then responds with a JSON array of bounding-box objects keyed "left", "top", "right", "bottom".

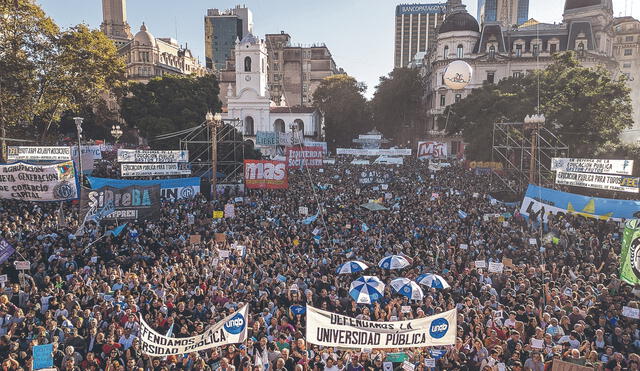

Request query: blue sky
[{"left": 39, "top": 0, "right": 637, "bottom": 98}]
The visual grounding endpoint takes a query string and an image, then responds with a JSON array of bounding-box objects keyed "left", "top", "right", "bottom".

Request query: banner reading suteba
[{"left": 306, "top": 306, "right": 456, "bottom": 348}]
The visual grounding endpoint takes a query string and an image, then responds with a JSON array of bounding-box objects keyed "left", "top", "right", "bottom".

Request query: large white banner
[
  {"left": 306, "top": 306, "right": 456, "bottom": 349},
  {"left": 555, "top": 171, "right": 639, "bottom": 193},
  {"left": 336, "top": 148, "right": 412, "bottom": 156},
  {"left": 139, "top": 305, "right": 248, "bottom": 356},
  {"left": 118, "top": 149, "right": 189, "bottom": 163},
  {"left": 7, "top": 146, "right": 71, "bottom": 161},
  {"left": 551, "top": 158, "right": 634, "bottom": 176},
  {"left": 121, "top": 163, "right": 191, "bottom": 177},
  {"left": 0, "top": 161, "right": 78, "bottom": 201}
]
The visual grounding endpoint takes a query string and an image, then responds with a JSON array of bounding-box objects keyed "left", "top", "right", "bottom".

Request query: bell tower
[{"left": 234, "top": 34, "right": 269, "bottom": 99}]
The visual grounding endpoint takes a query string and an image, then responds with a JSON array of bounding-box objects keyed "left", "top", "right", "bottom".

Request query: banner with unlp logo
[{"left": 305, "top": 305, "right": 456, "bottom": 348}]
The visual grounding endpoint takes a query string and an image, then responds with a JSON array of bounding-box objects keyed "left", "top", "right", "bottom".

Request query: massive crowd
[{"left": 0, "top": 156, "right": 637, "bottom": 371}]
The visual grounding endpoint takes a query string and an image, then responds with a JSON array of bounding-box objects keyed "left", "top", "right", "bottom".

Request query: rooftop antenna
[{"left": 174, "top": 16, "right": 178, "bottom": 41}]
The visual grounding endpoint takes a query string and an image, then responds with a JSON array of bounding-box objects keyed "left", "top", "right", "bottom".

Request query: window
[
  {"left": 455, "top": 94, "right": 462, "bottom": 103},
  {"left": 623, "top": 63, "right": 632, "bottom": 68},
  {"left": 274, "top": 52, "right": 279, "bottom": 59},
  {"left": 489, "top": 45, "right": 496, "bottom": 59},
  {"left": 244, "top": 56, "right": 252, "bottom": 72},
  {"left": 440, "top": 94, "right": 446, "bottom": 107},
  {"left": 625, "top": 49, "right": 633, "bottom": 56},
  {"left": 626, "top": 36, "right": 634, "bottom": 42},
  {"left": 550, "top": 43, "right": 557, "bottom": 54},
  {"left": 457, "top": 44, "right": 464, "bottom": 59},
  {"left": 443, "top": 46, "right": 449, "bottom": 59},
  {"left": 441, "top": 74, "right": 445, "bottom": 85},
  {"left": 274, "top": 119, "right": 285, "bottom": 133},
  {"left": 451, "top": 141, "right": 459, "bottom": 155},
  {"left": 513, "top": 71, "right": 523, "bottom": 78},
  {"left": 532, "top": 44, "right": 539, "bottom": 56},
  {"left": 294, "top": 119, "right": 304, "bottom": 134},
  {"left": 274, "top": 74, "right": 281, "bottom": 81},
  {"left": 515, "top": 44, "right": 522, "bottom": 57},
  {"left": 273, "top": 62, "right": 279, "bottom": 71},
  {"left": 245, "top": 116, "right": 255, "bottom": 136},
  {"left": 486, "top": 72, "right": 495, "bottom": 84},
  {"left": 578, "top": 42, "right": 585, "bottom": 56}
]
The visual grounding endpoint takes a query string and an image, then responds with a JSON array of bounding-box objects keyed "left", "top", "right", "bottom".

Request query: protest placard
[
  {"left": 475, "top": 260, "right": 487, "bottom": 268},
  {"left": 213, "top": 211, "right": 224, "bottom": 219},
  {"left": 622, "top": 306, "right": 640, "bottom": 319},
  {"left": 215, "top": 233, "right": 226, "bottom": 242},
  {"left": 189, "top": 235, "right": 201, "bottom": 245},
  {"left": 32, "top": 343, "right": 54, "bottom": 370},
  {"left": 488, "top": 262, "right": 504, "bottom": 273},
  {"left": 502, "top": 258, "right": 513, "bottom": 267},
  {"left": 299, "top": 207, "right": 308, "bottom": 216},
  {"left": 219, "top": 250, "right": 230, "bottom": 258}
]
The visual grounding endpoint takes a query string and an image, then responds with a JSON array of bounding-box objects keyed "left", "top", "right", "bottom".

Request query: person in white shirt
[
  {"left": 118, "top": 328, "right": 135, "bottom": 350},
  {"left": 323, "top": 358, "right": 339, "bottom": 371}
]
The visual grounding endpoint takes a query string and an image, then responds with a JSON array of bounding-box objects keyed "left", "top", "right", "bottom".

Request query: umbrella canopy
[
  {"left": 390, "top": 278, "right": 424, "bottom": 301},
  {"left": 416, "top": 273, "right": 451, "bottom": 289},
  {"left": 336, "top": 261, "right": 369, "bottom": 274},
  {"left": 378, "top": 255, "right": 411, "bottom": 270},
  {"left": 349, "top": 276, "right": 385, "bottom": 304}
]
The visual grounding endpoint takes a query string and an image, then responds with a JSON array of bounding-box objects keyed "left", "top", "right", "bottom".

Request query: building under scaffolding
[{"left": 491, "top": 121, "right": 568, "bottom": 195}]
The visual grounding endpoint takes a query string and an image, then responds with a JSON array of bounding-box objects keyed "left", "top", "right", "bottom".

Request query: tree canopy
[
  {"left": 312, "top": 74, "right": 370, "bottom": 150},
  {"left": 442, "top": 52, "right": 634, "bottom": 160},
  {"left": 370, "top": 68, "right": 425, "bottom": 140},
  {"left": 120, "top": 74, "right": 222, "bottom": 148},
  {"left": 0, "top": 0, "right": 126, "bottom": 142}
]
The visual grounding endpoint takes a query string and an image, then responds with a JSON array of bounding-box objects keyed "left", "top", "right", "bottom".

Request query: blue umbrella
[
  {"left": 390, "top": 278, "right": 424, "bottom": 301},
  {"left": 416, "top": 273, "right": 450, "bottom": 289},
  {"left": 336, "top": 260, "right": 369, "bottom": 274},
  {"left": 378, "top": 255, "right": 411, "bottom": 270},
  {"left": 349, "top": 276, "right": 385, "bottom": 304}
]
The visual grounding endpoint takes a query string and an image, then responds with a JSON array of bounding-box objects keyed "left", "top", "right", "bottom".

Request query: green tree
[
  {"left": 312, "top": 74, "right": 370, "bottom": 150},
  {"left": 120, "top": 74, "right": 222, "bottom": 148},
  {"left": 370, "top": 68, "right": 425, "bottom": 140},
  {"left": 444, "top": 52, "right": 633, "bottom": 160},
  {"left": 0, "top": 0, "right": 126, "bottom": 145}
]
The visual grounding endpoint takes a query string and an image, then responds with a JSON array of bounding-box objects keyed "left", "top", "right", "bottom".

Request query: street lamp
[
  {"left": 206, "top": 111, "right": 222, "bottom": 200},
  {"left": 110, "top": 124, "right": 123, "bottom": 142},
  {"left": 73, "top": 117, "right": 84, "bottom": 182},
  {"left": 524, "top": 114, "right": 546, "bottom": 185}
]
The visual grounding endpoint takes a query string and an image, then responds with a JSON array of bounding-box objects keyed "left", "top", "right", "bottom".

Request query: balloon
[{"left": 443, "top": 60, "right": 473, "bottom": 90}]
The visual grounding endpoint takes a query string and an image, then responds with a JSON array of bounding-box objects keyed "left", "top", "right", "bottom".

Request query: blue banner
[
  {"left": 520, "top": 184, "right": 640, "bottom": 221},
  {"left": 32, "top": 343, "right": 53, "bottom": 370},
  {"left": 87, "top": 177, "right": 200, "bottom": 201},
  {"left": 0, "top": 239, "right": 14, "bottom": 265}
]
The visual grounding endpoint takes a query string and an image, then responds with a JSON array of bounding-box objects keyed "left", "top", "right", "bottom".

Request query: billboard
[
  {"left": 7, "top": 146, "right": 71, "bottom": 161},
  {"left": 551, "top": 158, "right": 634, "bottom": 176},
  {"left": 244, "top": 160, "right": 288, "bottom": 189},
  {"left": 286, "top": 146, "right": 324, "bottom": 168},
  {"left": 396, "top": 3, "right": 447, "bottom": 15},
  {"left": 81, "top": 184, "right": 161, "bottom": 221},
  {"left": 0, "top": 161, "right": 78, "bottom": 201},
  {"left": 417, "top": 141, "right": 448, "bottom": 160},
  {"left": 121, "top": 163, "right": 191, "bottom": 177},
  {"left": 519, "top": 184, "right": 640, "bottom": 222},
  {"left": 117, "top": 149, "right": 189, "bottom": 163},
  {"left": 555, "top": 171, "right": 639, "bottom": 193},
  {"left": 87, "top": 176, "right": 200, "bottom": 200},
  {"left": 336, "top": 148, "right": 412, "bottom": 156}
]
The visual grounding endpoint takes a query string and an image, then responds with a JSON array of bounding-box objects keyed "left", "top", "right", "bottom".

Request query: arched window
[
  {"left": 294, "top": 119, "right": 304, "bottom": 135},
  {"left": 443, "top": 46, "right": 449, "bottom": 60},
  {"left": 244, "top": 56, "right": 252, "bottom": 72},
  {"left": 578, "top": 42, "right": 585, "bottom": 56},
  {"left": 245, "top": 116, "right": 254, "bottom": 135},
  {"left": 274, "top": 119, "right": 285, "bottom": 133},
  {"left": 489, "top": 45, "right": 496, "bottom": 59},
  {"left": 457, "top": 44, "right": 464, "bottom": 59}
]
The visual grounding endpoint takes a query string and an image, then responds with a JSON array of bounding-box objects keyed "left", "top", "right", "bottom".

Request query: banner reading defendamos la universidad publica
[
  {"left": 305, "top": 305, "right": 456, "bottom": 349},
  {"left": 139, "top": 304, "right": 248, "bottom": 356}
]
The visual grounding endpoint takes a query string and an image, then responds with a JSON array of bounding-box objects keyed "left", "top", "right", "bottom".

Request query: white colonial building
[{"left": 223, "top": 34, "right": 323, "bottom": 145}]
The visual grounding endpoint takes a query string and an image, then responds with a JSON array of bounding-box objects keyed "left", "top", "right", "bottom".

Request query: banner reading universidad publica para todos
[
  {"left": 620, "top": 219, "right": 640, "bottom": 285},
  {"left": 305, "top": 305, "right": 457, "bottom": 349},
  {"left": 139, "top": 304, "right": 249, "bottom": 356},
  {"left": 87, "top": 176, "right": 199, "bottom": 201},
  {"left": 519, "top": 184, "right": 640, "bottom": 222},
  {"left": 0, "top": 161, "right": 78, "bottom": 201}
]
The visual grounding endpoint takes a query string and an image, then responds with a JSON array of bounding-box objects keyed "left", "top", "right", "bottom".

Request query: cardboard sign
[
  {"left": 14, "top": 261, "right": 30, "bottom": 270},
  {"left": 189, "top": 235, "right": 201, "bottom": 245},
  {"left": 488, "top": 262, "right": 504, "bottom": 273},
  {"left": 531, "top": 339, "right": 544, "bottom": 349},
  {"left": 299, "top": 206, "right": 309, "bottom": 216},
  {"left": 622, "top": 306, "right": 640, "bottom": 319},
  {"left": 474, "top": 260, "right": 487, "bottom": 268},
  {"left": 425, "top": 359, "right": 436, "bottom": 368},
  {"left": 213, "top": 211, "right": 224, "bottom": 219},
  {"left": 459, "top": 244, "right": 468, "bottom": 250},
  {"left": 219, "top": 250, "right": 230, "bottom": 258},
  {"left": 215, "top": 233, "right": 226, "bottom": 242},
  {"left": 402, "top": 361, "right": 415, "bottom": 371},
  {"left": 401, "top": 305, "right": 411, "bottom": 314},
  {"left": 529, "top": 238, "right": 537, "bottom": 245},
  {"left": 502, "top": 257, "right": 513, "bottom": 267}
]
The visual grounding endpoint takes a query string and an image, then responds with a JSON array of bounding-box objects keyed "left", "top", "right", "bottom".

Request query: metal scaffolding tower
[
  {"left": 491, "top": 121, "right": 568, "bottom": 194},
  {"left": 179, "top": 118, "right": 245, "bottom": 184}
]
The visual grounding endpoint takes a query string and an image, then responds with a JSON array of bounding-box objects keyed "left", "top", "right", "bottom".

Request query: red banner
[
  {"left": 244, "top": 160, "right": 288, "bottom": 189},
  {"left": 286, "top": 146, "right": 323, "bottom": 168}
]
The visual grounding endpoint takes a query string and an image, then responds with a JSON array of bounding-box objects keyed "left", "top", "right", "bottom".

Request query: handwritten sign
[
  {"left": 215, "top": 233, "right": 226, "bottom": 242},
  {"left": 14, "top": 261, "right": 30, "bottom": 270},
  {"left": 299, "top": 206, "right": 308, "bottom": 216},
  {"left": 218, "top": 250, "right": 230, "bottom": 258},
  {"left": 213, "top": 211, "right": 224, "bottom": 219},
  {"left": 189, "top": 235, "right": 201, "bottom": 245},
  {"left": 475, "top": 260, "right": 487, "bottom": 268},
  {"left": 488, "top": 262, "right": 504, "bottom": 273},
  {"left": 622, "top": 306, "right": 640, "bottom": 319}
]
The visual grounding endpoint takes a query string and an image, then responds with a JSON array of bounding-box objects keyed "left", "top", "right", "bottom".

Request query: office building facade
[
  {"left": 394, "top": 3, "right": 447, "bottom": 68},
  {"left": 478, "top": 0, "right": 529, "bottom": 27},
  {"left": 204, "top": 6, "right": 254, "bottom": 71}
]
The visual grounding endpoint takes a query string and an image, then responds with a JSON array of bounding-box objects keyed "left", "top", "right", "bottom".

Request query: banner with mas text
[
  {"left": 139, "top": 304, "right": 248, "bottom": 356},
  {"left": 306, "top": 305, "right": 456, "bottom": 349},
  {"left": 244, "top": 160, "right": 288, "bottom": 189}
]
